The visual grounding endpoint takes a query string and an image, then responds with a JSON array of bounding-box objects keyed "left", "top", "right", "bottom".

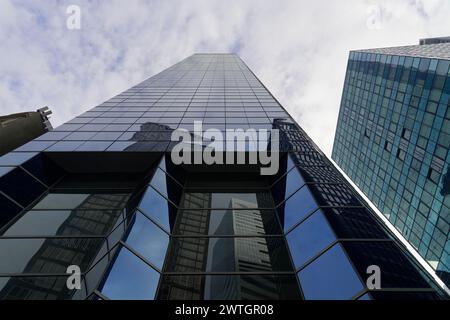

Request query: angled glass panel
[
  {"left": 0, "top": 192, "right": 22, "bottom": 229},
  {"left": 298, "top": 243, "right": 364, "bottom": 300},
  {"left": 277, "top": 185, "right": 319, "bottom": 232},
  {"left": 272, "top": 167, "right": 305, "bottom": 205},
  {"left": 124, "top": 212, "right": 169, "bottom": 270},
  {"left": 341, "top": 242, "right": 432, "bottom": 288},
  {"left": 0, "top": 168, "right": 46, "bottom": 207},
  {"left": 137, "top": 187, "right": 173, "bottom": 231},
  {"left": 286, "top": 210, "right": 336, "bottom": 268},
  {"left": 100, "top": 246, "right": 159, "bottom": 300}
]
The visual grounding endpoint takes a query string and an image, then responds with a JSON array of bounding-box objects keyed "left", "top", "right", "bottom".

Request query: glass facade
[
  {"left": 332, "top": 44, "right": 450, "bottom": 287},
  {"left": 0, "top": 54, "right": 447, "bottom": 300}
]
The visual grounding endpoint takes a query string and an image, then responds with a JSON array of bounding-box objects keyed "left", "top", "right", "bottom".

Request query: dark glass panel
[
  {"left": 0, "top": 238, "right": 105, "bottom": 274},
  {"left": 0, "top": 276, "right": 79, "bottom": 300},
  {"left": 1, "top": 210, "right": 122, "bottom": 237},
  {"left": 0, "top": 168, "right": 46, "bottom": 207},
  {"left": 298, "top": 243, "right": 364, "bottom": 300},
  {"left": 157, "top": 275, "right": 301, "bottom": 300},
  {"left": 322, "top": 207, "right": 389, "bottom": 239},
  {"left": 369, "top": 291, "right": 442, "bottom": 300},
  {"left": 21, "top": 154, "right": 64, "bottom": 187},
  {"left": 0, "top": 192, "right": 22, "bottom": 230},
  {"left": 100, "top": 246, "right": 159, "bottom": 300},
  {"left": 164, "top": 237, "right": 293, "bottom": 273},
  {"left": 341, "top": 241, "right": 432, "bottom": 288}
]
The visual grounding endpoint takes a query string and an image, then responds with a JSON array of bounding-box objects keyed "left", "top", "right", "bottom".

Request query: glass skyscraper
[
  {"left": 332, "top": 41, "right": 450, "bottom": 287},
  {"left": 0, "top": 54, "right": 447, "bottom": 300}
]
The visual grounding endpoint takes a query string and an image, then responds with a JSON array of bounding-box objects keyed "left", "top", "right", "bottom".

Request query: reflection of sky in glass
[
  {"left": 298, "top": 243, "right": 364, "bottom": 300},
  {"left": 150, "top": 168, "right": 168, "bottom": 197},
  {"left": 279, "top": 186, "right": 318, "bottom": 231},
  {"left": 124, "top": 213, "right": 169, "bottom": 270},
  {"left": 138, "top": 187, "right": 170, "bottom": 231},
  {"left": 286, "top": 210, "right": 336, "bottom": 268},
  {"left": 101, "top": 247, "right": 160, "bottom": 300}
]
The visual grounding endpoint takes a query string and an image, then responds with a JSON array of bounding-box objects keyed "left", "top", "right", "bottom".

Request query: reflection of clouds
[{"left": 125, "top": 213, "right": 169, "bottom": 269}]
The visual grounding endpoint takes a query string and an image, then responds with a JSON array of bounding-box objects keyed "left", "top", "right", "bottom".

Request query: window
[
  {"left": 298, "top": 243, "right": 364, "bottom": 300},
  {"left": 286, "top": 210, "right": 336, "bottom": 268},
  {"left": 100, "top": 246, "right": 160, "bottom": 300}
]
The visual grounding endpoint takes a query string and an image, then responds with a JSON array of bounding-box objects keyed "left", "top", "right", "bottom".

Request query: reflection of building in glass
[{"left": 0, "top": 186, "right": 130, "bottom": 299}]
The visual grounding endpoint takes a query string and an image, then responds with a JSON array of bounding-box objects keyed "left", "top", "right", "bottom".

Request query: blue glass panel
[
  {"left": 277, "top": 186, "right": 318, "bottom": 232},
  {"left": 0, "top": 152, "right": 37, "bottom": 166},
  {"left": 101, "top": 246, "right": 159, "bottom": 300},
  {"left": 273, "top": 167, "right": 305, "bottom": 205},
  {"left": 287, "top": 210, "right": 336, "bottom": 268},
  {"left": 150, "top": 168, "right": 168, "bottom": 196},
  {"left": 298, "top": 243, "right": 364, "bottom": 300},
  {"left": 138, "top": 187, "right": 172, "bottom": 231},
  {"left": 124, "top": 212, "right": 169, "bottom": 270}
]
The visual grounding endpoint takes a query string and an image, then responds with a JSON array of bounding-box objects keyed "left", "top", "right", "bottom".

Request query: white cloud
[{"left": 1, "top": 0, "right": 450, "bottom": 154}]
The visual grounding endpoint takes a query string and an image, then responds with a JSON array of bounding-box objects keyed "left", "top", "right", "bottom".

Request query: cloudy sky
[{"left": 1, "top": 0, "right": 450, "bottom": 155}]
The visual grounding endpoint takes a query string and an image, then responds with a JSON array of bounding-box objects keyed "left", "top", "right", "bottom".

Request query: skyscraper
[
  {"left": 0, "top": 54, "right": 447, "bottom": 300},
  {"left": 332, "top": 41, "right": 450, "bottom": 287}
]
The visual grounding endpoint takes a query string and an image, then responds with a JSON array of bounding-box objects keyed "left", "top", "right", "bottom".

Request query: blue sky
[{"left": 1, "top": 0, "right": 450, "bottom": 154}]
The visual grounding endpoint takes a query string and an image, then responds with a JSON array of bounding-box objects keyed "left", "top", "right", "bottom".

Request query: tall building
[
  {"left": 0, "top": 107, "right": 53, "bottom": 156},
  {"left": 332, "top": 42, "right": 450, "bottom": 287},
  {"left": 0, "top": 54, "right": 447, "bottom": 300}
]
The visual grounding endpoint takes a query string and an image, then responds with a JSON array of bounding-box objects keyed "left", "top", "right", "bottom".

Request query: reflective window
[
  {"left": 272, "top": 167, "right": 305, "bottom": 205},
  {"left": 287, "top": 210, "right": 336, "bottom": 268},
  {"left": 277, "top": 186, "right": 318, "bottom": 232},
  {"left": 124, "top": 212, "right": 169, "bottom": 270},
  {"left": 0, "top": 238, "right": 104, "bottom": 274},
  {"left": 100, "top": 246, "right": 160, "bottom": 300},
  {"left": 138, "top": 187, "right": 174, "bottom": 231},
  {"left": 1, "top": 210, "right": 122, "bottom": 237},
  {"left": 165, "top": 237, "right": 292, "bottom": 272},
  {"left": 0, "top": 193, "right": 22, "bottom": 229},
  {"left": 0, "top": 152, "right": 38, "bottom": 166},
  {"left": 0, "top": 168, "right": 46, "bottom": 207},
  {"left": 158, "top": 275, "right": 301, "bottom": 300},
  {"left": 298, "top": 243, "right": 364, "bottom": 300}
]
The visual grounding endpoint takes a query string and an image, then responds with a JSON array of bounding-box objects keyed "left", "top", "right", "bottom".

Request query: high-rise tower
[
  {"left": 0, "top": 54, "right": 447, "bottom": 300},
  {"left": 333, "top": 41, "right": 450, "bottom": 287}
]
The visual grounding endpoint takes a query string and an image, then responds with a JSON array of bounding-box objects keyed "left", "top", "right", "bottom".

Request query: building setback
[
  {"left": 332, "top": 41, "right": 450, "bottom": 287},
  {"left": 0, "top": 54, "right": 447, "bottom": 300}
]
